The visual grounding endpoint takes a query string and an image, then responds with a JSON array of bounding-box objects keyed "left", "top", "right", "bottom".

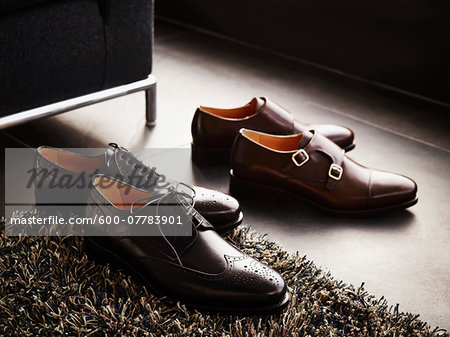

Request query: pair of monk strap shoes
[{"left": 191, "top": 97, "right": 417, "bottom": 216}]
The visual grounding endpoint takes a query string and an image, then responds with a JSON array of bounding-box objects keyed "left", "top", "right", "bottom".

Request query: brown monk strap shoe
[{"left": 229, "top": 129, "right": 417, "bottom": 216}]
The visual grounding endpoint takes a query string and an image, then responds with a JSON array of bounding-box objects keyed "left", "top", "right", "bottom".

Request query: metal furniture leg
[{"left": 145, "top": 77, "right": 157, "bottom": 126}]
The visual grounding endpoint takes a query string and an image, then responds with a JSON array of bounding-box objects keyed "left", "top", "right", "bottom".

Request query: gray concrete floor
[{"left": 2, "top": 21, "right": 449, "bottom": 329}]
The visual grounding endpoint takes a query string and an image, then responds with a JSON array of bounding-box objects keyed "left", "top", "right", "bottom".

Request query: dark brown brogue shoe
[
  {"left": 34, "top": 144, "right": 243, "bottom": 233},
  {"left": 85, "top": 176, "right": 290, "bottom": 313}
]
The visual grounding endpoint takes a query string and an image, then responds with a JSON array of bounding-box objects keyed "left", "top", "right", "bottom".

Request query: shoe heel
[
  {"left": 229, "top": 172, "right": 281, "bottom": 203},
  {"left": 34, "top": 186, "right": 86, "bottom": 218},
  {"left": 191, "top": 143, "right": 231, "bottom": 166},
  {"left": 34, "top": 184, "right": 50, "bottom": 205},
  {"left": 34, "top": 185, "right": 68, "bottom": 218}
]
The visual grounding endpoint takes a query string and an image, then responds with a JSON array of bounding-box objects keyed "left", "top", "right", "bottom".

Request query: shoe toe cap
[
  {"left": 368, "top": 170, "right": 417, "bottom": 209},
  {"left": 193, "top": 186, "right": 242, "bottom": 223},
  {"left": 223, "top": 255, "right": 289, "bottom": 309}
]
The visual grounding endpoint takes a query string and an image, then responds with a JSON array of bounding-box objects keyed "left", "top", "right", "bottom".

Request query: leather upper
[
  {"left": 192, "top": 97, "right": 355, "bottom": 150},
  {"left": 33, "top": 146, "right": 103, "bottom": 206},
  {"left": 231, "top": 129, "right": 417, "bottom": 212}
]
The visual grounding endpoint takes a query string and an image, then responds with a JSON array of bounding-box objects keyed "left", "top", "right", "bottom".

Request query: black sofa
[{"left": 0, "top": 0, "right": 156, "bottom": 128}]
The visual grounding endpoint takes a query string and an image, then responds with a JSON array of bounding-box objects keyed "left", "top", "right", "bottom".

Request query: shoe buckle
[
  {"left": 291, "top": 149, "right": 309, "bottom": 167},
  {"left": 328, "top": 163, "right": 343, "bottom": 180}
]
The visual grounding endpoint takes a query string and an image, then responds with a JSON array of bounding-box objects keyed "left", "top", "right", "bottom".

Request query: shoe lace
[
  {"left": 109, "top": 143, "right": 197, "bottom": 201},
  {"left": 129, "top": 182, "right": 206, "bottom": 266}
]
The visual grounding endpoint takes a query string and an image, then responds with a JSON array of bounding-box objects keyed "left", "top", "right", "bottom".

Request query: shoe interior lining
[
  {"left": 242, "top": 129, "right": 302, "bottom": 151},
  {"left": 38, "top": 148, "right": 104, "bottom": 172},
  {"left": 93, "top": 176, "right": 153, "bottom": 210},
  {"left": 200, "top": 98, "right": 258, "bottom": 119}
]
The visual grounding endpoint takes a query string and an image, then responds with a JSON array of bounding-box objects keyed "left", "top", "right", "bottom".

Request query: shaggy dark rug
[{"left": 0, "top": 212, "right": 448, "bottom": 336}]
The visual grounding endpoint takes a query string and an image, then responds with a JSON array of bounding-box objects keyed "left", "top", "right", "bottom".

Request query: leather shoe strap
[{"left": 287, "top": 131, "right": 345, "bottom": 190}]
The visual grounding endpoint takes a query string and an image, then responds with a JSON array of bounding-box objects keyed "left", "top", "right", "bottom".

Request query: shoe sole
[
  {"left": 229, "top": 172, "right": 418, "bottom": 217},
  {"left": 344, "top": 143, "right": 356, "bottom": 152},
  {"left": 192, "top": 142, "right": 356, "bottom": 166},
  {"left": 84, "top": 236, "right": 290, "bottom": 314}
]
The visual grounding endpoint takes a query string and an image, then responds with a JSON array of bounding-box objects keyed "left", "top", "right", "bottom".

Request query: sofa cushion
[
  {"left": 0, "top": 0, "right": 52, "bottom": 15},
  {"left": 0, "top": 0, "right": 105, "bottom": 116}
]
